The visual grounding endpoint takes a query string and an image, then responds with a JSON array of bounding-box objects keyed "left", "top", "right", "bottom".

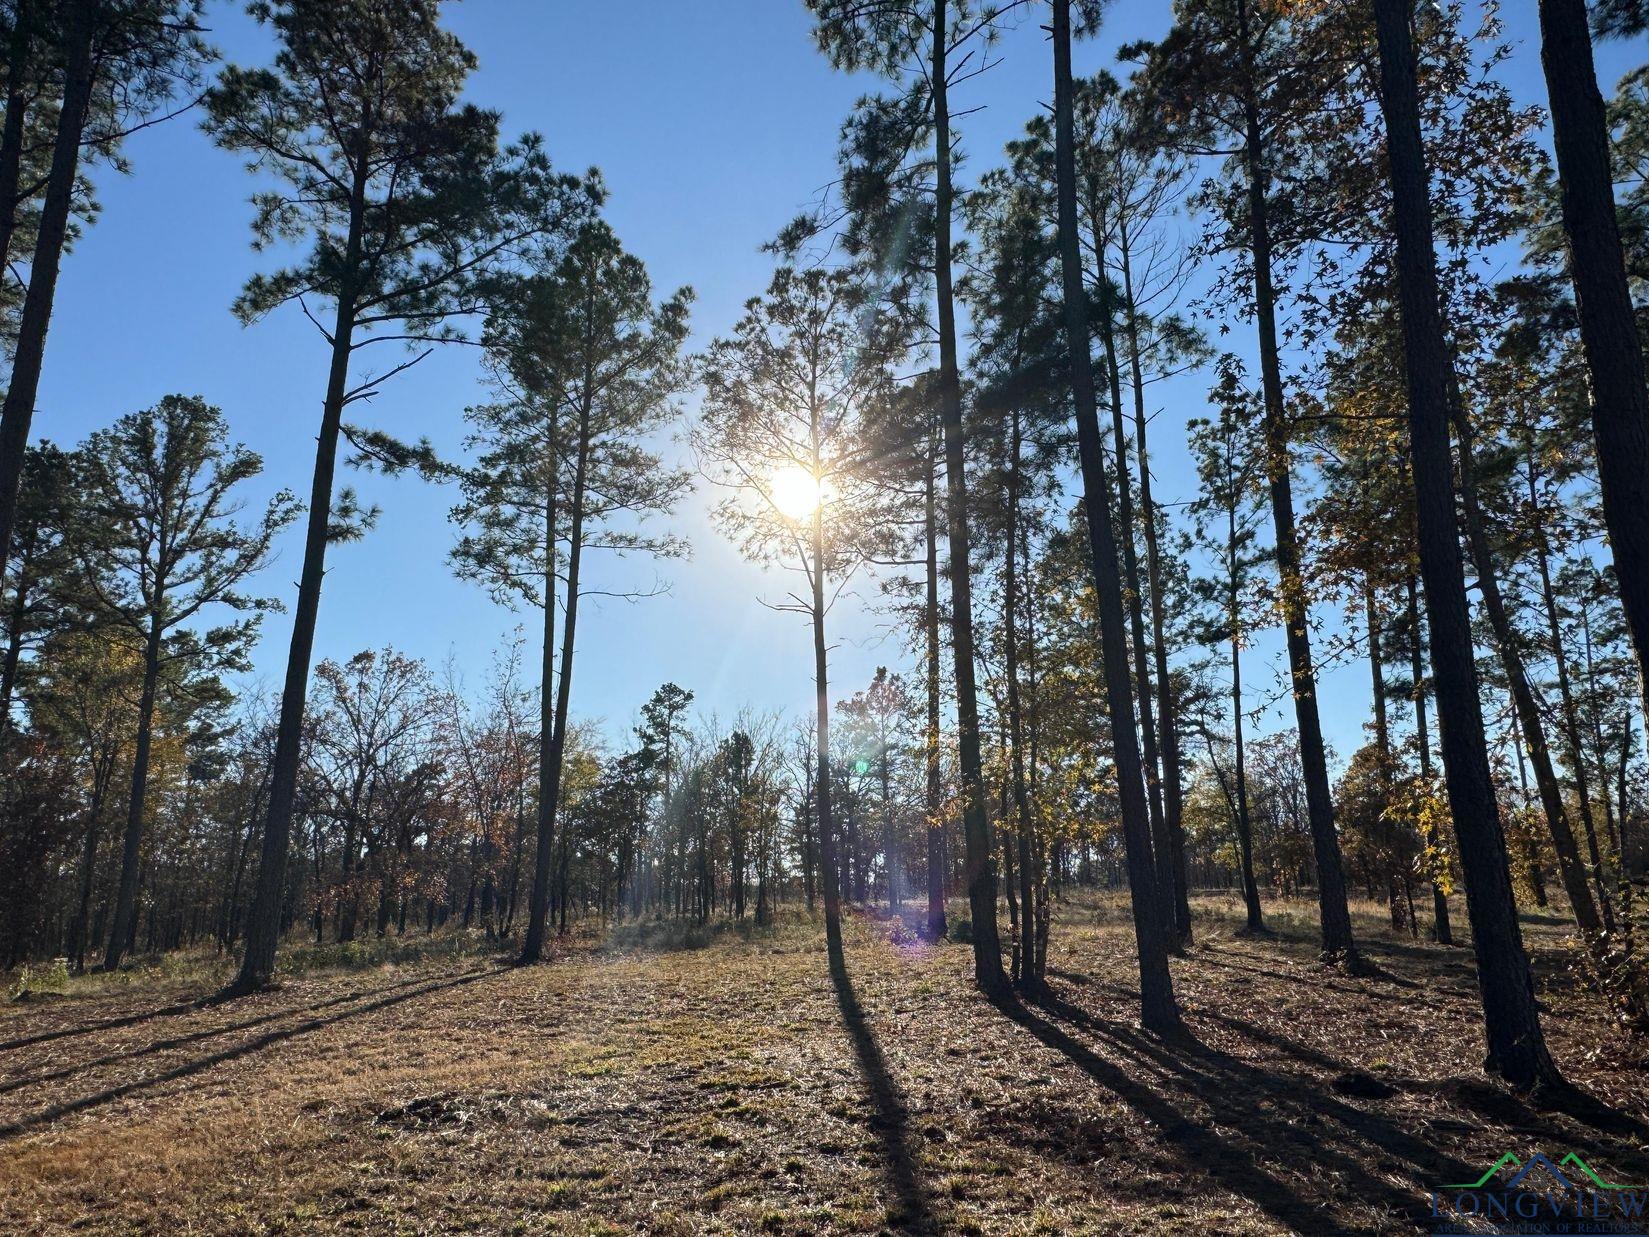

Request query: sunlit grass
[{"left": 0, "top": 889, "right": 1627, "bottom": 1236}]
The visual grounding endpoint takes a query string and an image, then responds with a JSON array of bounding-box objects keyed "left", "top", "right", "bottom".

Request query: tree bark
[
  {"left": 0, "top": 0, "right": 36, "bottom": 279},
  {"left": 931, "top": 1, "right": 1003, "bottom": 992},
  {"left": 924, "top": 427, "right": 947, "bottom": 940},
  {"left": 229, "top": 146, "right": 370, "bottom": 995},
  {"left": 1373, "top": 0, "right": 1560, "bottom": 1088},
  {"left": 103, "top": 621, "right": 163, "bottom": 971},
  {"left": 879, "top": 740, "right": 896, "bottom": 912},
  {"left": 1119, "top": 231, "right": 1193, "bottom": 945},
  {"left": 0, "top": 542, "right": 32, "bottom": 733},
  {"left": 1407, "top": 574, "right": 1455, "bottom": 943},
  {"left": 1001, "top": 762, "right": 1019, "bottom": 982},
  {"left": 1003, "top": 404, "right": 1037, "bottom": 988},
  {"left": 0, "top": 0, "right": 96, "bottom": 574},
  {"left": 1230, "top": 514, "right": 1265, "bottom": 933},
  {"left": 524, "top": 393, "right": 591, "bottom": 962},
  {"left": 813, "top": 491, "right": 844, "bottom": 968},
  {"left": 1234, "top": 0, "right": 1357, "bottom": 965},
  {"left": 1368, "top": 584, "right": 1408, "bottom": 933},
  {"left": 1529, "top": 470, "right": 1614, "bottom": 931},
  {"left": 68, "top": 750, "right": 112, "bottom": 972},
  {"left": 1053, "top": 0, "right": 1179, "bottom": 1035},
  {"left": 1579, "top": 593, "right": 1625, "bottom": 861},
  {"left": 1537, "top": 0, "right": 1649, "bottom": 738},
  {"left": 1021, "top": 513, "right": 1050, "bottom": 980},
  {"left": 1097, "top": 292, "right": 1176, "bottom": 946},
  {"left": 1452, "top": 409, "right": 1604, "bottom": 943},
  {"left": 1367, "top": 583, "right": 1390, "bottom": 757}
]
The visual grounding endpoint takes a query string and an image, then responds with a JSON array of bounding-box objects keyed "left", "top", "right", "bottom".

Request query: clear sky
[{"left": 31, "top": 0, "right": 1641, "bottom": 759}]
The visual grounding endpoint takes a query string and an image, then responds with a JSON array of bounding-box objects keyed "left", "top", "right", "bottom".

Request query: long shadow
[
  {"left": 1050, "top": 960, "right": 1649, "bottom": 1172},
  {"left": 1516, "top": 911, "right": 1577, "bottom": 928},
  {"left": 0, "top": 970, "right": 453, "bottom": 1096},
  {"left": 1347, "top": 937, "right": 1478, "bottom": 968},
  {"left": 992, "top": 987, "right": 1488, "bottom": 1236},
  {"left": 1192, "top": 1006, "right": 1360, "bottom": 1074},
  {"left": 0, "top": 996, "right": 207, "bottom": 1054},
  {"left": 828, "top": 950, "right": 938, "bottom": 1235},
  {"left": 1529, "top": 1085, "right": 1649, "bottom": 1147},
  {"left": 1411, "top": 1073, "right": 1649, "bottom": 1167},
  {"left": 1189, "top": 952, "right": 1472, "bottom": 1016},
  {"left": 1050, "top": 987, "right": 1649, "bottom": 1216},
  {"left": 1046, "top": 968, "right": 1351, "bottom": 1075},
  {"left": 1040, "top": 989, "right": 1450, "bottom": 1170},
  {"left": 1196, "top": 944, "right": 1591, "bottom": 1026},
  {"left": 0, "top": 965, "right": 505, "bottom": 1140}
]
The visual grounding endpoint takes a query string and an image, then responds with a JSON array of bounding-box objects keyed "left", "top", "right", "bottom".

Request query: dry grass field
[{"left": 0, "top": 893, "right": 1644, "bottom": 1235}]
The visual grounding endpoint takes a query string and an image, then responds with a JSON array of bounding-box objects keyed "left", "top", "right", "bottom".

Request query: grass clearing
[{"left": 0, "top": 892, "right": 1644, "bottom": 1234}]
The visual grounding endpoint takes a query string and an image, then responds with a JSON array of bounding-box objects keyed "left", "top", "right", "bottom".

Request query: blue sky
[{"left": 32, "top": 1, "right": 1641, "bottom": 758}]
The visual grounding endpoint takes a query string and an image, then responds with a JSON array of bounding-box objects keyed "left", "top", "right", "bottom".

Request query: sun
[{"left": 769, "top": 465, "right": 822, "bottom": 521}]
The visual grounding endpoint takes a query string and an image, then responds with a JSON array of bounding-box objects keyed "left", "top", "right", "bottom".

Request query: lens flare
[{"left": 769, "top": 465, "right": 822, "bottom": 520}]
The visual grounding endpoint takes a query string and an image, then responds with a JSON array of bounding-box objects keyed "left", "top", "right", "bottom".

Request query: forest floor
[{"left": 0, "top": 892, "right": 1645, "bottom": 1236}]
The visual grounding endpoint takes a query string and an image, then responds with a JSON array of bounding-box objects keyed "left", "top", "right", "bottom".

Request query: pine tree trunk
[
  {"left": 1001, "top": 787, "right": 1020, "bottom": 983},
  {"left": 1231, "top": 604, "right": 1265, "bottom": 933},
  {"left": 68, "top": 755, "right": 111, "bottom": 972},
  {"left": 229, "top": 142, "right": 371, "bottom": 995},
  {"left": 1004, "top": 405, "right": 1037, "bottom": 987},
  {"left": 1368, "top": 585, "right": 1406, "bottom": 931},
  {"left": 1098, "top": 297, "right": 1175, "bottom": 946},
  {"left": 1537, "top": 0, "right": 1649, "bottom": 738},
  {"left": 1367, "top": 584, "right": 1390, "bottom": 757},
  {"left": 0, "top": 549, "right": 30, "bottom": 734},
  {"left": 1120, "top": 236, "right": 1193, "bottom": 945},
  {"left": 924, "top": 438, "right": 947, "bottom": 940},
  {"left": 813, "top": 497, "right": 844, "bottom": 968},
  {"left": 0, "top": 0, "right": 35, "bottom": 277},
  {"left": 931, "top": 2, "right": 1004, "bottom": 992},
  {"left": 1530, "top": 477, "right": 1615, "bottom": 932},
  {"left": 878, "top": 742, "right": 895, "bottom": 912},
  {"left": 1373, "top": 0, "right": 1560, "bottom": 1088},
  {"left": 1021, "top": 515, "right": 1051, "bottom": 981},
  {"left": 1234, "top": 0, "right": 1357, "bottom": 965},
  {"left": 104, "top": 621, "right": 164, "bottom": 971},
  {"left": 1579, "top": 600, "right": 1624, "bottom": 860},
  {"left": 1452, "top": 409, "right": 1604, "bottom": 943},
  {"left": 524, "top": 397, "right": 591, "bottom": 963},
  {"left": 1053, "top": 0, "right": 1179, "bottom": 1035},
  {"left": 1512, "top": 713, "right": 1552, "bottom": 909},
  {"left": 0, "top": 0, "right": 96, "bottom": 574},
  {"left": 1407, "top": 574, "right": 1455, "bottom": 944}
]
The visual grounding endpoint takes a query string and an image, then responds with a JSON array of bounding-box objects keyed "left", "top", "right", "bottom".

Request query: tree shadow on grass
[
  {"left": 0, "top": 950, "right": 508, "bottom": 1057},
  {"left": 1189, "top": 951, "right": 1475, "bottom": 1016},
  {"left": 991, "top": 986, "right": 1494, "bottom": 1237},
  {"left": 0, "top": 965, "right": 506, "bottom": 1140},
  {"left": 1049, "top": 953, "right": 1649, "bottom": 1180},
  {"left": 0, "top": 996, "right": 207, "bottom": 1054},
  {"left": 1413, "top": 1073, "right": 1649, "bottom": 1165},
  {"left": 1047, "top": 967, "right": 1382, "bottom": 1078},
  {"left": 828, "top": 950, "right": 939, "bottom": 1235},
  {"left": 0, "top": 970, "right": 460, "bottom": 1097},
  {"left": 1192, "top": 1006, "right": 1354, "bottom": 1074}
]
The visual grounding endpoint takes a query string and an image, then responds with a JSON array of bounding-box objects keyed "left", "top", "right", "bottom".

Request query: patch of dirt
[{"left": 1330, "top": 1071, "right": 1400, "bottom": 1100}]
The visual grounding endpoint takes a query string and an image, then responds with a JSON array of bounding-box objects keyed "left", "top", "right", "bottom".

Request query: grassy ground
[{"left": 0, "top": 892, "right": 1644, "bottom": 1235}]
